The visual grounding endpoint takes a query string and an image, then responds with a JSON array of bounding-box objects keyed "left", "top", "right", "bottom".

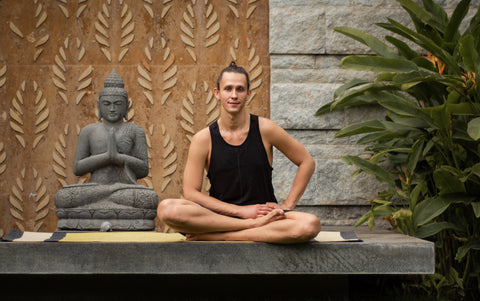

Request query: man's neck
[{"left": 217, "top": 110, "right": 249, "bottom": 131}]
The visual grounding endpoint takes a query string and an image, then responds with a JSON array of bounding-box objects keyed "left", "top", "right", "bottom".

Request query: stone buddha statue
[{"left": 55, "top": 70, "right": 159, "bottom": 230}]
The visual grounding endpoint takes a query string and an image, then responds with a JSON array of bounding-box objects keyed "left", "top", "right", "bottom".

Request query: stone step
[{"left": 0, "top": 227, "right": 433, "bottom": 275}]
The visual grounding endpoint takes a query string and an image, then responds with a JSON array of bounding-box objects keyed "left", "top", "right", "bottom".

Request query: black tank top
[{"left": 207, "top": 114, "right": 277, "bottom": 206}]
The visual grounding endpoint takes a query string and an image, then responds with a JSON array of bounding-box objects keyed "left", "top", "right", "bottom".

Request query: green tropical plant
[{"left": 316, "top": 0, "right": 480, "bottom": 299}]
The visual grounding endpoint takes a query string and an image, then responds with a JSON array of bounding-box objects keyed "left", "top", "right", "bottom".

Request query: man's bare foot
[{"left": 185, "top": 232, "right": 224, "bottom": 241}]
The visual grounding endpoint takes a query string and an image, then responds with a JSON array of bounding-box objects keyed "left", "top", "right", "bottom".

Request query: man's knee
[
  {"left": 305, "top": 214, "right": 321, "bottom": 239},
  {"left": 295, "top": 213, "right": 321, "bottom": 242},
  {"left": 157, "top": 198, "right": 182, "bottom": 223}
]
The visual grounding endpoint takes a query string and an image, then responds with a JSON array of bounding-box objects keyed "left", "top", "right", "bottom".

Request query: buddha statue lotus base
[{"left": 56, "top": 217, "right": 156, "bottom": 231}]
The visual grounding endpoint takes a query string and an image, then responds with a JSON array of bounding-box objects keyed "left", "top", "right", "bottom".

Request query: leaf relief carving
[
  {"left": 180, "top": 82, "right": 197, "bottom": 141},
  {"left": 204, "top": 82, "right": 219, "bottom": 126},
  {"left": 0, "top": 142, "right": 6, "bottom": 175},
  {"left": 33, "top": 81, "right": 49, "bottom": 149},
  {"left": 33, "top": 168, "right": 50, "bottom": 232},
  {"left": 53, "top": 124, "right": 69, "bottom": 187},
  {"left": 0, "top": 65, "right": 7, "bottom": 88},
  {"left": 10, "top": 82, "right": 26, "bottom": 149},
  {"left": 160, "top": 124, "right": 177, "bottom": 192},
  {"left": 9, "top": 2, "right": 49, "bottom": 62},
  {"left": 9, "top": 168, "right": 26, "bottom": 231}
]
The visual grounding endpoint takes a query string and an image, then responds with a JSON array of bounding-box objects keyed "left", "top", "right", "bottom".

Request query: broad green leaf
[
  {"left": 467, "top": 117, "right": 480, "bottom": 140},
  {"left": 415, "top": 222, "right": 462, "bottom": 239},
  {"left": 446, "top": 103, "right": 480, "bottom": 115},
  {"left": 410, "top": 180, "right": 426, "bottom": 209},
  {"left": 423, "top": 139, "right": 435, "bottom": 156},
  {"left": 354, "top": 211, "right": 372, "bottom": 227},
  {"left": 371, "top": 199, "right": 393, "bottom": 205},
  {"left": 316, "top": 78, "right": 380, "bottom": 115},
  {"left": 372, "top": 204, "right": 394, "bottom": 216},
  {"left": 444, "top": 0, "right": 471, "bottom": 43},
  {"left": 396, "top": 0, "right": 443, "bottom": 32},
  {"left": 433, "top": 168, "right": 466, "bottom": 194},
  {"left": 422, "top": 104, "right": 450, "bottom": 131},
  {"left": 465, "top": 4, "right": 480, "bottom": 35},
  {"left": 422, "top": 0, "right": 448, "bottom": 26},
  {"left": 331, "top": 95, "right": 379, "bottom": 111},
  {"left": 374, "top": 92, "right": 435, "bottom": 124},
  {"left": 341, "top": 55, "right": 418, "bottom": 73},
  {"left": 378, "top": 19, "right": 459, "bottom": 74},
  {"left": 471, "top": 202, "right": 480, "bottom": 218},
  {"left": 334, "top": 27, "right": 399, "bottom": 59},
  {"left": 385, "top": 36, "right": 419, "bottom": 60},
  {"left": 315, "top": 102, "right": 333, "bottom": 115},
  {"left": 329, "top": 82, "right": 395, "bottom": 111},
  {"left": 375, "top": 72, "right": 396, "bottom": 82},
  {"left": 460, "top": 163, "right": 480, "bottom": 182},
  {"left": 408, "top": 139, "right": 424, "bottom": 173},
  {"left": 391, "top": 69, "right": 453, "bottom": 88},
  {"left": 386, "top": 111, "right": 430, "bottom": 128},
  {"left": 459, "top": 34, "right": 479, "bottom": 74},
  {"left": 446, "top": 89, "right": 461, "bottom": 104},
  {"left": 368, "top": 212, "right": 375, "bottom": 229},
  {"left": 469, "top": 163, "right": 480, "bottom": 178},
  {"left": 393, "top": 208, "right": 413, "bottom": 219},
  {"left": 413, "top": 196, "right": 452, "bottom": 226},
  {"left": 456, "top": 240, "right": 480, "bottom": 261},
  {"left": 381, "top": 120, "right": 423, "bottom": 136},
  {"left": 334, "top": 119, "right": 385, "bottom": 138},
  {"left": 357, "top": 131, "right": 400, "bottom": 144},
  {"left": 342, "top": 155, "right": 396, "bottom": 187},
  {"left": 334, "top": 78, "right": 371, "bottom": 99}
]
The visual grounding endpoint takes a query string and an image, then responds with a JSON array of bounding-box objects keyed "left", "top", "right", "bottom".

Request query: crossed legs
[{"left": 157, "top": 198, "right": 321, "bottom": 244}]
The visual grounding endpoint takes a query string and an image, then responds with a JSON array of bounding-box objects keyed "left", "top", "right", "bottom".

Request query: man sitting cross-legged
[{"left": 157, "top": 62, "right": 321, "bottom": 244}]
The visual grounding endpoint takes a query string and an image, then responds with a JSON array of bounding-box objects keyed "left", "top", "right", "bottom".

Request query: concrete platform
[{"left": 0, "top": 227, "right": 434, "bottom": 275}]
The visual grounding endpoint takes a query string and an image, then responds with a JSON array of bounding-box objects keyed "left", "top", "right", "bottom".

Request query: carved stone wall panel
[{"left": 0, "top": 0, "right": 270, "bottom": 232}]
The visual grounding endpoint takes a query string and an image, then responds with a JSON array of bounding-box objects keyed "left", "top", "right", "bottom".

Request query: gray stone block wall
[{"left": 269, "top": 0, "right": 479, "bottom": 226}]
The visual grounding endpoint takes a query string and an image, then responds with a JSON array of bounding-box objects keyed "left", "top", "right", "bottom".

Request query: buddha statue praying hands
[{"left": 55, "top": 70, "right": 159, "bottom": 231}]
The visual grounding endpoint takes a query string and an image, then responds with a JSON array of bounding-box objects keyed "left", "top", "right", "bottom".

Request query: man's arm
[
  {"left": 260, "top": 117, "right": 315, "bottom": 210},
  {"left": 183, "top": 128, "right": 274, "bottom": 219}
]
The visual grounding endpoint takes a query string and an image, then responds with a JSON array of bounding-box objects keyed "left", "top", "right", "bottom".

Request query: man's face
[
  {"left": 98, "top": 95, "right": 128, "bottom": 123},
  {"left": 214, "top": 72, "right": 251, "bottom": 115}
]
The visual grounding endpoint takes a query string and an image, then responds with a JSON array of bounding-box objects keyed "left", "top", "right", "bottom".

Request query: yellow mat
[{"left": 58, "top": 232, "right": 186, "bottom": 242}]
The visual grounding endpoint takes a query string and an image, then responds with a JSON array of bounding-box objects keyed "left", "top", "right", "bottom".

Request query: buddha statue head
[{"left": 98, "top": 69, "right": 130, "bottom": 121}]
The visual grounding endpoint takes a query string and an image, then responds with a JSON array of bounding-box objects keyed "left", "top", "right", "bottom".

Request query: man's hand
[{"left": 237, "top": 203, "right": 283, "bottom": 219}]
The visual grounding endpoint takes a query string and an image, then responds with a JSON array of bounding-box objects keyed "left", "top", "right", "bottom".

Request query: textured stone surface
[
  {"left": 271, "top": 83, "right": 344, "bottom": 129},
  {"left": 0, "top": 227, "right": 434, "bottom": 275},
  {"left": 270, "top": 6, "right": 326, "bottom": 54},
  {"left": 272, "top": 130, "right": 387, "bottom": 206}
]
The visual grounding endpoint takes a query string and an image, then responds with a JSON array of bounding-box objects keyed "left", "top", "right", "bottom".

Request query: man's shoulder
[
  {"left": 192, "top": 126, "right": 211, "bottom": 144},
  {"left": 258, "top": 116, "right": 281, "bottom": 133}
]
